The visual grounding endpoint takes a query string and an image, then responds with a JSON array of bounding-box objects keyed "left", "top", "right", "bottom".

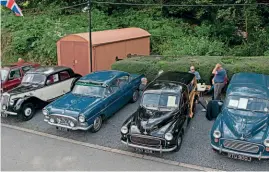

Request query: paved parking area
[{"left": 1, "top": 101, "right": 268, "bottom": 171}]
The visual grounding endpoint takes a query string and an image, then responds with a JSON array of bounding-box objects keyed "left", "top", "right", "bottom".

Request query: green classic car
[{"left": 210, "top": 72, "right": 269, "bottom": 161}]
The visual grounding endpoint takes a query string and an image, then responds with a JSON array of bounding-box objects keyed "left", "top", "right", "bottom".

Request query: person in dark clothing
[
  {"left": 212, "top": 63, "right": 227, "bottom": 100},
  {"left": 206, "top": 100, "right": 223, "bottom": 120}
]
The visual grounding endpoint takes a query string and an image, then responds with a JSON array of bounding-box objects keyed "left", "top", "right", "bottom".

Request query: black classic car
[
  {"left": 1, "top": 66, "right": 81, "bottom": 121},
  {"left": 120, "top": 71, "right": 198, "bottom": 153}
]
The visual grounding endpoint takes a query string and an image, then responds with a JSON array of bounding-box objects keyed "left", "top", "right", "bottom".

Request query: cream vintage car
[{"left": 1, "top": 66, "right": 81, "bottom": 121}]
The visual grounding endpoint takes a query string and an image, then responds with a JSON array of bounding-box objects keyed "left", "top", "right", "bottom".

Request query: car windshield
[
  {"left": 142, "top": 93, "right": 180, "bottom": 110},
  {"left": 226, "top": 95, "right": 269, "bottom": 113},
  {"left": 0, "top": 69, "right": 9, "bottom": 81},
  {"left": 22, "top": 73, "right": 46, "bottom": 85},
  {"left": 72, "top": 83, "right": 105, "bottom": 98}
]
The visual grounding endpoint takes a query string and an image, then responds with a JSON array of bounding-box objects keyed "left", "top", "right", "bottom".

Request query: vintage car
[
  {"left": 1, "top": 61, "right": 40, "bottom": 93},
  {"left": 43, "top": 70, "right": 145, "bottom": 132},
  {"left": 120, "top": 71, "right": 198, "bottom": 153},
  {"left": 1, "top": 66, "right": 81, "bottom": 120},
  {"left": 210, "top": 72, "right": 269, "bottom": 161}
]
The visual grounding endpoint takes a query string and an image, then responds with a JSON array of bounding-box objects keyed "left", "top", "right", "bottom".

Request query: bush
[{"left": 112, "top": 56, "right": 269, "bottom": 84}]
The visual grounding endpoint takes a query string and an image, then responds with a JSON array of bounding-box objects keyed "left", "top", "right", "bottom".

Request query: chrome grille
[
  {"left": 130, "top": 135, "right": 162, "bottom": 147},
  {"left": 1, "top": 94, "right": 10, "bottom": 106},
  {"left": 50, "top": 115, "right": 77, "bottom": 126},
  {"left": 223, "top": 140, "right": 260, "bottom": 153}
]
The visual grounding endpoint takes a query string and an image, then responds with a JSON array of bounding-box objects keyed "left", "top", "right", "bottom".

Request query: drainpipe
[{"left": 88, "top": 0, "right": 93, "bottom": 73}]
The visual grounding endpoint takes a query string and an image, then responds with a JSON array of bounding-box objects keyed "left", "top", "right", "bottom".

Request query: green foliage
[
  {"left": 112, "top": 56, "right": 269, "bottom": 83},
  {"left": 1, "top": 0, "right": 269, "bottom": 65}
]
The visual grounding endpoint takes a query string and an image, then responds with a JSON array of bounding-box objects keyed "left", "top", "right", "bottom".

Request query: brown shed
[{"left": 56, "top": 27, "right": 151, "bottom": 76}]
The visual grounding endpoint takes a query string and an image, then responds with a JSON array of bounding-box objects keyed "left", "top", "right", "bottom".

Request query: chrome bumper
[
  {"left": 121, "top": 140, "right": 177, "bottom": 152},
  {"left": 211, "top": 144, "right": 269, "bottom": 160},
  {"left": 45, "top": 119, "right": 92, "bottom": 131},
  {"left": 0, "top": 109, "right": 17, "bottom": 116}
]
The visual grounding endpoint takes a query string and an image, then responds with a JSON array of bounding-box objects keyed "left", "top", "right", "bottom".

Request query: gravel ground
[{"left": 1, "top": 100, "right": 268, "bottom": 171}]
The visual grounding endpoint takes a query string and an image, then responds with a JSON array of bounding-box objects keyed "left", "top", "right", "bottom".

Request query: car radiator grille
[
  {"left": 130, "top": 135, "right": 162, "bottom": 147},
  {"left": 223, "top": 140, "right": 260, "bottom": 153},
  {"left": 50, "top": 115, "right": 77, "bottom": 126},
  {"left": 1, "top": 94, "right": 10, "bottom": 106}
]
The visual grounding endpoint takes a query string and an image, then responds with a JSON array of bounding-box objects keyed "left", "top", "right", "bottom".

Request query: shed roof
[{"left": 59, "top": 27, "right": 151, "bottom": 46}]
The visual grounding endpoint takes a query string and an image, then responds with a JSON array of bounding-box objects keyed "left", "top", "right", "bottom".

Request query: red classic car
[{"left": 1, "top": 62, "right": 40, "bottom": 92}]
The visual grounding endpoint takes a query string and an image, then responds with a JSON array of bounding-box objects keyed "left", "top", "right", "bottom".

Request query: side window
[
  {"left": 46, "top": 73, "right": 59, "bottom": 85},
  {"left": 59, "top": 71, "right": 70, "bottom": 81},
  {"left": 118, "top": 75, "right": 129, "bottom": 88},
  {"left": 110, "top": 79, "right": 120, "bottom": 93},
  {"left": 104, "top": 87, "right": 113, "bottom": 96},
  {"left": 9, "top": 69, "right": 21, "bottom": 80},
  {"left": 22, "top": 66, "right": 33, "bottom": 73}
]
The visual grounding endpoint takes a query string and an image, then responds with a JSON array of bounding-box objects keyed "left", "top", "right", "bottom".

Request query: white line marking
[{"left": 2, "top": 123, "right": 220, "bottom": 171}]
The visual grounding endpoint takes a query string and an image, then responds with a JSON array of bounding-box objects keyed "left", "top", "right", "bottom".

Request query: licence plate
[
  {"left": 135, "top": 148, "right": 153, "bottom": 154},
  {"left": 228, "top": 153, "right": 252, "bottom": 162},
  {"left": 57, "top": 127, "right": 69, "bottom": 131}
]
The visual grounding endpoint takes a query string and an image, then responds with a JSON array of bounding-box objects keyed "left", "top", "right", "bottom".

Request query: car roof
[
  {"left": 26, "top": 66, "right": 71, "bottom": 76},
  {"left": 155, "top": 71, "right": 195, "bottom": 85},
  {"left": 78, "top": 70, "right": 129, "bottom": 86},
  {"left": 144, "top": 71, "right": 194, "bottom": 94},
  {"left": 145, "top": 82, "right": 183, "bottom": 94},
  {"left": 227, "top": 72, "right": 269, "bottom": 99}
]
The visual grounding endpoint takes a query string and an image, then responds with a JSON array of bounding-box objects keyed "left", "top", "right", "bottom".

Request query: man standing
[
  {"left": 212, "top": 63, "right": 227, "bottom": 100},
  {"left": 189, "top": 66, "right": 201, "bottom": 81}
]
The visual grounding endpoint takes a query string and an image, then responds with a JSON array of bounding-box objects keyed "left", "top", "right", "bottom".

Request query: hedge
[{"left": 111, "top": 56, "right": 269, "bottom": 84}]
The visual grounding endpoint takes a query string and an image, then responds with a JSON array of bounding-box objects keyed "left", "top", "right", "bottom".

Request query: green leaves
[{"left": 1, "top": 0, "right": 269, "bottom": 66}]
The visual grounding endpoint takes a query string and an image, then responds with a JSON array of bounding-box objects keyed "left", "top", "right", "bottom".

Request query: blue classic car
[
  {"left": 43, "top": 70, "right": 145, "bottom": 132},
  {"left": 210, "top": 72, "right": 269, "bottom": 161}
]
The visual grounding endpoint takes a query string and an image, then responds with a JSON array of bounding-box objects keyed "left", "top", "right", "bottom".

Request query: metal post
[{"left": 88, "top": 0, "right": 93, "bottom": 72}]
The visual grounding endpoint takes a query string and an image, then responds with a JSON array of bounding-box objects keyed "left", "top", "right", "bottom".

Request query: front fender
[{"left": 14, "top": 97, "right": 30, "bottom": 111}]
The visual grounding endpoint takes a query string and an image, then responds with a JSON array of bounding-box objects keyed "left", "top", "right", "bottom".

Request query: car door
[
  {"left": 58, "top": 70, "right": 73, "bottom": 94},
  {"left": 37, "top": 72, "right": 68, "bottom": 101},
  {"left": 104, "top": 79, "right": 123, "bottom": 116},
  {"left": 181, "top": 91, "right": 189, "bottom": 116},
  {"left": 118, "top": 75, "right": 133, "bottom": 103},
  {"left": 5, "top": 68, "right": 22, "bottom": 91}
]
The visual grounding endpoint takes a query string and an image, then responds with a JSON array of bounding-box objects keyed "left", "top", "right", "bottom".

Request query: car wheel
[
  {"left": 91, "top": 116, "right": 103, "bottom": 133},
  {"left": 20, "top": 102, "right": 35, "bottom": 121},
  {"left": 174, "top": 133, "right": 183, "bottom": 152},
  {"left": 130, "top": 90, "right": 139, "bottom": 103}
]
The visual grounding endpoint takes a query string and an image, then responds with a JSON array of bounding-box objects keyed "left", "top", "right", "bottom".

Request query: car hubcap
[
  {"left": 24, "top": 108, "right": 32, "bottom": 116},
  {"left": 93, "top": 117, "right": 101, "bottom": 130},
  {"left": 178, "top": 137, "right": 182, "bottom": 146}
]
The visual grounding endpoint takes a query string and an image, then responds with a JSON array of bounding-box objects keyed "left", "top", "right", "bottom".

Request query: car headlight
[
  {"left": 213, "top": 130, "right": 221, "bottom": 139},
  {"left": 2, "top": 105, "right": 6, "bottom": 110},
  {"left": 69, "top": 121, "right": 75, "bottom": 127},
  {"left": 164, "top": 133, "right": 173, "bottom": 141},
  {"left": 9, "top": 99, "right": 15, "bottom": 105},
  {"left": 121, "top": 126, "right": 128, "bottom": 134},
  {"left": 264, "top": 139, "right": 269, "bottom": 147},
  {"left": 78, "top": 115, "right": 85, "bottom": 123},
  {"left": 42, "top": 109, "right": 49, "bottom": 115},
  {"left": 49, "top": 118, "right": 55, "bottom": 123}
]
